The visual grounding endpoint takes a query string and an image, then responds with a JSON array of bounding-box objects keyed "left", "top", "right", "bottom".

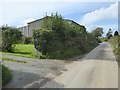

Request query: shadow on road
[{"left": 3, "top": 70, "right": 64, "bottom": 88}]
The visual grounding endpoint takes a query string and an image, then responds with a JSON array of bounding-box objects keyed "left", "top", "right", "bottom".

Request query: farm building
[{"left": 18, "top": 17, "right": 85, "bottom": 37}]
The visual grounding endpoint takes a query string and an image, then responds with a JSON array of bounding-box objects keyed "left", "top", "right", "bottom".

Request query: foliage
[
  {"left": 108, "top": 36, "right": 120, "bottom": 66},
  {"left": 34, "top": 52, "right": 47, "bottom": 59},
  {"left": 91, "top": 27, "right": 103, "bottom": 43},
  {"left": 0, "top": 25, "right": 23, "bottom": 52},
  {"left": 2, "top": 64, "right": 12, "bottom": 85},
  {"left": 33, "top": 29, "right": 54, "bottom": 55},
  {"left": 33, "top": 13, "right": 99, "bottom": 59},
  {"left": 99, "top": 37, "right": 108, "bottom": 42},
  {"left": 114, "top": 31, "right": 119, "bottom": 36},
  {"left": 106, "top": 28, "right": 113, "bottom": 39},
  {"left": 22, "top": 36, "right": 33, "bottom": 44},
  {"left": 91, "top": 27, "right": 103, "bottom": 38},
  {"left": 41, "top": 13, "right": 63, "bottom": 31}
]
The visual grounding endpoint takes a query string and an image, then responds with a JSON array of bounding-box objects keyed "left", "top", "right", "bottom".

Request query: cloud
[
  {"left": 1, "top": 1, "right": 118, "bottom": 28},
  {"left": 1, "top": 2, "right": 78, "bottom": 26},
  {"left": 80, "top": 2, "right": 118, "bottom": 25},
  {"left": 22, "top": 18, "right": 35, "bottom": 26},
  {"left": 15, "top": 18, "right": 35, "bottom": 27}
]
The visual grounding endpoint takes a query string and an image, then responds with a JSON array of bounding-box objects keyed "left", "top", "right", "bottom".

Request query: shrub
[
  {"left": 22, "top": 36, "right": 33, "bottom": 44},
  {"left": 33, "top": 13, "right": 99, "bottom": 59},
  {"left": 34, "top": 51, "right": 47, "bottom": 59}
]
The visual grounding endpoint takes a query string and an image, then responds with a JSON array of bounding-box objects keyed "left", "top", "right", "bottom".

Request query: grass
[
  {"left": 108, "top": 36, "right": 118, "bottom": 54},
  {"left": 14, "top": 44, "right": 34, "bottom": 54},
  {"left": 109, "top": 36, "right": 118, "bottom": 48},
  {"left": 1, "top": 44, "right": 47, "bottom": 59},
  {"left": 108, "top": 36, "right": 120, "bottom": 66},
  {"left": 0, "top": 63, "right": 1, "bottom": 87},
  {"left": 1, "top": 57, "right": 27, "bottom": 63},
  {"left": 1, "top": 44, "right": 36, "bottom": 58},
  {"left": 2, "top": 64, "right": 12, "bottom": 85},
  {"left": 99, "top": 37, "right": 108, "bottom": 42}
]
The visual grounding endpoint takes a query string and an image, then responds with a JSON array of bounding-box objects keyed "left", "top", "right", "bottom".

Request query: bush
[
  {"left": 38, "top": 54, "right": 47, "bottom": 59},
  {"left": 33, "top": 13, "right": 99, "bottom": 59},
  {"left": 2, "top": 65, "right": 12, "bottom": 85},
  {"left": 22, "top": 36, "right": 33, "bottom": 44},
  {"left": 34, "top": 51, "right": 47, "bottom": 59}
]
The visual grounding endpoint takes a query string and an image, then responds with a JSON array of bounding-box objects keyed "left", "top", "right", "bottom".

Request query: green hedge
[{"left": 33, "top": 13, "right": 99, "bottom": 59}]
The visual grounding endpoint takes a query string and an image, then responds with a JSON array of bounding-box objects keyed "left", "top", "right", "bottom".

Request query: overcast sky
[{"left": 0, "top": 0, "right": 119, "bottom": 36}]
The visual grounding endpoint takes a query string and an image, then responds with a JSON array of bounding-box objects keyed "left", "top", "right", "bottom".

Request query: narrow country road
[
  {"left": 42, "top": 42, "right": 118, "bottom": 88},
  {"left": 2, "top": 42, "right": 118, "bottom": 88}
]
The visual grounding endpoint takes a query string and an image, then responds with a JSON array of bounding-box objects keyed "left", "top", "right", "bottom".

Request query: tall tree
[
  {"left": 114, "top": 31, "right": 119, "bottom": 36},
  {"left": 106, "top": 28, "right": 113, "bottom": 39},
  {"left": 91, "top": 27, "right": 103, "bottom": 38}
]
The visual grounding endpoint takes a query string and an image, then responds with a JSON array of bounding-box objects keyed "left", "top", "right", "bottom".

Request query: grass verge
[
  {"left": 1, "top": 57, "right": 27, "bottom": 63},
  {"left": 2, "top": 64, "right": 12, "bottom": 85},
  {"left": 108, "top": 36, "right": 120, "bottom": 66}
]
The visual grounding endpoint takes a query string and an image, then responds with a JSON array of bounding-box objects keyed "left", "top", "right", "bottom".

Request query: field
[{"left": 1, "top": 44, "right": 36, "bottom": 58}]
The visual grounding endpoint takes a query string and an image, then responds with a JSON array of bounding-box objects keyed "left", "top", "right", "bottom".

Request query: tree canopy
[
  {"left": 0, "top": 25, "right": 23, "bottom": 52},
  {"left": 91, "top": 27, "right": 103, "bottom": 38},
  {"left": 114, "top": 31, "right": 119, "bottom": 36},
  {"left": 106, "top": 28, "right": 113, "bottom": 39}
]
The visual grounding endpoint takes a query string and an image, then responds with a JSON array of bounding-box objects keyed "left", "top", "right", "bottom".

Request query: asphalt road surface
[
  {"left": 42, "top": 42, "right": 118, "bottom": 88},
  {"left": 3, "top": 42, "right": 118, "bottom": 88}
]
